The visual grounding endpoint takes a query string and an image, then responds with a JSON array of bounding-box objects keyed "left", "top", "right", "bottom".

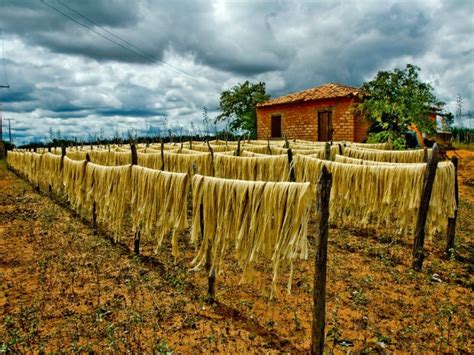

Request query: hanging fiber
[
  {"left": 84, "top": 163, "right": 131, "bottom": 239},
  {"left": 138, "top": 151, "right": 213, "bottom": 176},
  {"left": 345, "top": 142, "right": 389, "bottom": 150},
  {"left": 214, "top": 154, "right": 290, "bottom": 182},
  {"left": 344, "top": 146, "right": 431, "bottom": 163},
  {"left": 62, "top": 157, "right": 88, "bottom": 213},
  {"left": 294, "top": 155, "right": 456, "bottom": 237},
  {"left": 190, "top": 174, "right": 313, "bottom": 296},
  {"left": 130, "top": 165, "right": 189, "bottom": 256}
]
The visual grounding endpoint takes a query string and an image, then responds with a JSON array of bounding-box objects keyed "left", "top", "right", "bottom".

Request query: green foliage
[
  {"left": 358, "top": 64, "right": 443, "bottom": 142},
  {"left": 367, "top": 131, "right": 406, "bottom": 150},
  {"left": 1, "top": 140, "right": 15, "bottom": 150},
  {"left": 216, "top": 81, "right": 270, "bottom": 136},
  {"left": 443, "top": 112, "right": 454, "bottom": 129},
  {"left": 451, "top": 127, "right": 473, "bottom": 143}
]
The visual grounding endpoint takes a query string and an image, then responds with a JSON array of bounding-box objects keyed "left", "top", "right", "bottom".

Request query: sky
[{"left": 0, "top": 0, "right": 473, "bottom": 145}]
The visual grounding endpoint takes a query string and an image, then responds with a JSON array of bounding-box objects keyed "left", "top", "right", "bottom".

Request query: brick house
[{"left": 256, "top": 83, "right": 369, "bottom": 142}]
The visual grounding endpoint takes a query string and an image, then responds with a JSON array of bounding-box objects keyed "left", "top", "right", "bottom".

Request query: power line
[
  {"left": 57, "top": 0, "right": 156, "bottom": 62},
  {"left": 41, "top": 0, "right": 221, "bottom": 91},
  {"left": 4, "top": 117, "right": 14, "bottom": 144}
]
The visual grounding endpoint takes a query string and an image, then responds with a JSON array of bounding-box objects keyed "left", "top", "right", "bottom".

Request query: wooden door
[
  {"left": 271, "top": 115, "right": 282, "bottom": 138},
  {"left": 318, "top": 111, "right": 333, "bottom": 141}
]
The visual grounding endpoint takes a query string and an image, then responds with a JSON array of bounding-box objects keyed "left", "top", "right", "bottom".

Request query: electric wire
[{"left": 41, "top": 0, "right": 220, "bottom": 91}]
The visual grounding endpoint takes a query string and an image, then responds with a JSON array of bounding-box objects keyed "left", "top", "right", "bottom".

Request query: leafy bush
[{"left": 367, "top": 131, "right": 406, "bottom": 150}]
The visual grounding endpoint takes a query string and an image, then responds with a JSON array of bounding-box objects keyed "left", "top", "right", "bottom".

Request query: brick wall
[
  {"left": 354, "top": 111, "right": 370, "bottom": 142},
  {"left": 257, "top": 97, "right": 368, "bottom": 142}
]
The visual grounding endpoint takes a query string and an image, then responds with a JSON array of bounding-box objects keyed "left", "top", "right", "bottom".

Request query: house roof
[{"left": 257, "top": 83, "right": 360, "bottom": 108}]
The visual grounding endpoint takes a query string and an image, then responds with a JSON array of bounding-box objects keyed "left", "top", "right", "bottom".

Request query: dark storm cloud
[
  {"left": 97, "top": 108, "right": 166, "bottom": 117},
  {"left": 0, "top": 0, "right": 473, "bottom": 144}
]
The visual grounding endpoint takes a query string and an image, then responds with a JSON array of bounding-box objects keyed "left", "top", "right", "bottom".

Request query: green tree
[
  {"left": 443, "top": 111, "right": 454, "bottom": 129},
  {"left": 358, "top": 64, "right": 444, "bottom": 148},
  {"left": 216, "top": 81, "right": 270, "bottom": 136}
]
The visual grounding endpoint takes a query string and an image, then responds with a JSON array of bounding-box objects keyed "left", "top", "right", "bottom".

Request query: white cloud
[{"left": 0, "top": 0, "right": 472, "bottom": 144}]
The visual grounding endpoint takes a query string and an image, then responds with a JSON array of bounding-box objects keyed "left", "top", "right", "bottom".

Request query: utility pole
[
  {"left": 1, "top": 29, "right": 8, "bottom": 89},
  {"left": 0, "top": 104, "right": 3, "bottom": 142},
  {"left": 5, "top": 117, "right": 14, "bottom": 144}
]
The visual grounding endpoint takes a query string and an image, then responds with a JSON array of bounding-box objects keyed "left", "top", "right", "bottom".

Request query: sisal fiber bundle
[
  {"left": 239, "top": 150, "right": 279, "bottom": 157},
  {"left": 190, "top": 144, "right": 235, "bottom": 153},
  {"left": 214, "top": 154, "right": 290, "bottom": 182},
  {"left": 130, "top": 165, "right": 189, "bottom": 256},
  {"left": 111, "top": 147, "right": 132, "bottom": 152},
  {"left": 84, "top": 163, "right": 131, "bottom": 239},
  {"left": 178, "top": 147, "right": 210, "bottom": 154},
  {"left": 335, "top": 155, "right": 436, "bottom": 166},
  {"left": 62, "top": 157, "right": 88, "bottom": 212},
  {"left": 190, "top": 174, "right": 313, "bottom": 296},
  {"left": 346, "top": 142, "right": 389, "bottom": 150},
  {"left": 67, "top": 150, "right": 89, "bottom": 161},
  {"left": 86, "top": 150, "right": 132, "bottom": 166},
  {"left": 244, "top": 145, "right": 273, "bottom": 154},
  {"left": 41, "top": 153, "right": 64, "bottom": 194},
  {"left": 138, "top": 151, "right": 213, "bottom": 175},
  {"left": 26, "top": 153, "right": 43, "bottom": 184},
  {"left": 148, "top": 143, "right": 181, "bottom": 150},
  {"left": 344, "top": 147, "right": 430, "bottom": 163},
  {"left": 294, "top": 155, "right": 456, "bottom": 237},
  {"left": 214, "top": 150, "right": 237, "bottom": 156}
]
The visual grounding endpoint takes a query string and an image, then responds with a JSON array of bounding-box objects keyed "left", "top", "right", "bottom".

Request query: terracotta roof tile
[{"left": 257, "top": 83, "right": 359, "bottom": 108}]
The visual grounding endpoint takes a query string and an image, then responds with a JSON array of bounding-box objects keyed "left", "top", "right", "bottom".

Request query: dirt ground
[{"left": 1, "top": 152, "right": 473, "bottom": 353}]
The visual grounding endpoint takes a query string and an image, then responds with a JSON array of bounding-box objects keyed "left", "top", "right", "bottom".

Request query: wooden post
[
  {"left": 236, "top": 137, "right": 241, "bottom": 156},
  {"left": 201, "top": 203, "right": 216, "bottom": 302},
  {"left": 160, "top": 139, "right": 165, "bottom": 171},
  {"left": 287, "top": 148, "right": 296, "bottom": 182},
  {"left": 412, "top": 143, "right": 439, "bottom": 271},
  {"left": 60, "top": 146, "right": 66, "bottom": 170},
  {"left": 338, "top": 143, "right": 343, "bottom": 156},
  {"left": 324, "top": 142, "right": 331, "bottom": 161},
  {"left": 311, "top": 165, "right": 332, "bottom": 355},
  {"left": 386, "top": 137, "right": 393, "bottom": 150},
  {"left": 33, "top": 147, "right": 40, "bottom": 192},
  {"left": 445, "top": 156, "right": 459, "bottom": 257},
  {"left": 423, "top": 147, "right": 428, "bottom": 162},
  {"left": 92, "top": 201, "right": 97, "bottom": 230},
  {"left": 130, "top": 144, "right": 138, "bottom": 165},
  {"left": 0, "top": 141, "right": 4, "bottom": 160},
  {"left": 284, "top": 135, "right": 290, "bottom": 149},
  {"left": 47, "top": 146, "right": 51, "bottom": 153},
  {"left": 130, "top": 143, "right": 140, "bottom": 254},
  {"left": 267, "top": 138, "right": 272, "bottom": 155},
  {"left": 207, "top": 141, "right": 215, "bottom": 176}
]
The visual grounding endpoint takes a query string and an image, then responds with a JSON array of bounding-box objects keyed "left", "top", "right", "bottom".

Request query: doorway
[
  {"left": 318, "top": 111, "right": 333, "bottom": 141},
  {"left": 271, "top": 115, "right": 282, "bottom": 138}
]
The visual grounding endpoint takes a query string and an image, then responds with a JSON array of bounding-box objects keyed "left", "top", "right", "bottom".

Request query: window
[
  {"left": 318, "top": 111, "right": 333, "bottom": 141},
  {"left": 271, "top": 115, "right": 282, "bottom": 138}
]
